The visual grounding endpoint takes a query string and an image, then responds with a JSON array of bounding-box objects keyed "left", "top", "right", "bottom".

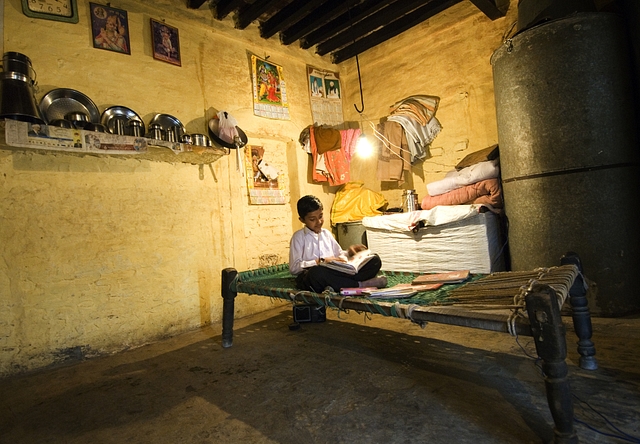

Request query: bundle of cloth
[
  {"left": 299, "top": 125, "right": 361, "bottom": 186},
  {"left": 421, "top": 146, "right": 503, "bottom": 210},
  {"left": 376, "top": 95, "right": 442, "bottom": 185}
]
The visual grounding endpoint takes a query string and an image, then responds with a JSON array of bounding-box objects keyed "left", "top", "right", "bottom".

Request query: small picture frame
[
  {"left": 151, "top": 19, "right": 181, "bottom": 66},
  {"left": 90, "top": 3, "right": 130, "bottom": 55}
]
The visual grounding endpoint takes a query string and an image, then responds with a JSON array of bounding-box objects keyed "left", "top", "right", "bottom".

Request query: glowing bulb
[{"left": 355, "top": 135, "right": 373, "bottom": 158}]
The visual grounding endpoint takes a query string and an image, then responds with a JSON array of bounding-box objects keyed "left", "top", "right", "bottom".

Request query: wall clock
[{"left": 21, "top": 0, "right": 79, "bottom": 23}]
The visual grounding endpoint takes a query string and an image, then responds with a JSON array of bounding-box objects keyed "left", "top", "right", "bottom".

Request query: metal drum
[
  {"left": 491, "top": 13, "right": 640, "bottom": 315},
  {"left": 335, "top": 221, "right": 367, "bottom": 250}
]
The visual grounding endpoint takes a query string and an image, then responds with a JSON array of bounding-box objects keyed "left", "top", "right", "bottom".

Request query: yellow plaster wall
[
  {"left": 341, "top": 1, "right": 517, "bottom": 209},
  {"left": 1, "top": 0, "right": 516, "bottom": 376},
  {"left": 0, "top": 0, "right": 335, "bottom": 376}
]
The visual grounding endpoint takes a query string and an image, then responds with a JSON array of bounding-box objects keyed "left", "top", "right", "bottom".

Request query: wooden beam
[
  {"left": 260, "top": 0, "right": 330, "bottom": 39},
  {"left": 235, "top": 0, "right": 281, "bottom": 30},
  {"left": 468, "top": 0, "right": 505, "bottom": 20},
  {"left": 296, "top": 0, "right": 392, "bottom": 48},
  {"left": 187, "top": 0, "right": 208, "bottom": 9},
  {"left": 317, "top": 0, "right": 429, "bottom": 56},
  {"left": 215, "top": 0, "right": 246, "bottom": 20},
  {"left": 331, "top": 0, "right": 462, "bottom": 63},
  {"left": 278, "top": 0, "right": 351, "bottom": 45}
]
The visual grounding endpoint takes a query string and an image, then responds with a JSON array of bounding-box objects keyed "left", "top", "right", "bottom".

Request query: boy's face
[{"left": 300, "top": 208, "right": 323, "bottom": 234}]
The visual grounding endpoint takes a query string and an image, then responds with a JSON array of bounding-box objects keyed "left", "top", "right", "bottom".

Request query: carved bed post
[
  {"left": 525, "top": 283, "right": 577, "bottom": 444},
  {"left": 561, "top": 252, "right": 597, "bottom": 370},
  {"left": 221, "top": 268, "right": 238, "bottom": 348}
]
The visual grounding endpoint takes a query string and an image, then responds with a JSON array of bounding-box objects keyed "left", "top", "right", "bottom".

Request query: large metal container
[
  {"left": 335, "top": 221, "right": 367, "bottom": 250},
  {"left": 491, "top": 13, "right": 640, "bottom": 316}
]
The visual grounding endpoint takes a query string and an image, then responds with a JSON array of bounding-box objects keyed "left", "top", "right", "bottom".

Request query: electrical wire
[{"left": 513, "top": 335, "right": 640, "bottom": 442}]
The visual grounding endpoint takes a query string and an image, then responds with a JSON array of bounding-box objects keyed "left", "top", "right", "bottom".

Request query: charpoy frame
[{"left": 220, "top": 253, "right": 597, "bottom": 444}]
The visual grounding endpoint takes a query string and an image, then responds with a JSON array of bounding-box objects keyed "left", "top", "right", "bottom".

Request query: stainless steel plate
[
  {"left": 101, "top": 106, "right": 145, "bottom": 136},
  {"left": 39, "top": 88, "right": 100, "bottom": 124},
  {"left": 148, "top": 113, "right": 186, "bottom": 139}
]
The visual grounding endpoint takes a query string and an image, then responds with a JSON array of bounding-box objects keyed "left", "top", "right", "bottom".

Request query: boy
[{"left": 289, "top": 195, "right": 387, "bottom": 292}]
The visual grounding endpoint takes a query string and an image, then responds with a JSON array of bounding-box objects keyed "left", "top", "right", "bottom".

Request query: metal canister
[{"left": 402, "top": 189, "right": 418, "bottom": 212}]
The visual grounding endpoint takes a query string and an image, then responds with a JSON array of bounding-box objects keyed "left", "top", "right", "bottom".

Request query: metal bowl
[
  {"left": 48, "top": 119, "right": 73, "bottom": 128},
  {"left": 191, "top": 133, "right": 211, "bottom": 147}
]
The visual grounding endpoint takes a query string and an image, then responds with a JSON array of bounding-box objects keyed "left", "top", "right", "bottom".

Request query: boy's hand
[
  {"left": 347, "top": 244, "right": 367, "bottom": 257},
  {"left": 320, "top": 256, "right": 346, "bottom": 264}
]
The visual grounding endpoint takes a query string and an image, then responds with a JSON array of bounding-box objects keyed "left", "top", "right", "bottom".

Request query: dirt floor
[{"left": 1, "top": 306, "right": 639, "bottom": 444}]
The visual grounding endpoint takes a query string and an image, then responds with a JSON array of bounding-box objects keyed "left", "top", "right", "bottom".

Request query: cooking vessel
[
  {"left": 191, "top": 133, "right": 211, "bottom": 147},
  {"left": 0, "top": 77, "right": 44, "bottom": 124},
  {"left": 65, "top": 111, "right": 90, "bottom": 129},
  {"left": 49, "top": 119, "right": 73, "bottom": 128},
  {"left": 84, "top": 122, "right": 107, "bottom": 133},
  {"left": 147, "top": 123, "right": 165, "bottom": 140}
]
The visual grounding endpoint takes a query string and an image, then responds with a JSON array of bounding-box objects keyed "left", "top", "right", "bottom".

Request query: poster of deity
[
  {"left": 249, "top": 53, "right": 290, "bottom": 120},
  {"left": 90, "top": 3, "right": 130, "bottom": 55}
]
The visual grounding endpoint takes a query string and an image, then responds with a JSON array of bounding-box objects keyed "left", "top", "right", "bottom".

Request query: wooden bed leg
[
  {"left": 221, "top": 268, "right": 238, "bottom": 348},
  {"left": 561, "top": 252, "right": 598, "bottom": 371},
  {"left": 525, "top": 284, "right": 578, "bottom": 444}
]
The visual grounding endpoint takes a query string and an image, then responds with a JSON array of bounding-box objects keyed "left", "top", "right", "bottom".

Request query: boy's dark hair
[{"left": 297, "top": 195, "right": 323, "bottom": 218}]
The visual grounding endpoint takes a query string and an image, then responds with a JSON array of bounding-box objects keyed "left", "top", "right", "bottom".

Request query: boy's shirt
[{"left": 289, "top": 226, "right": 344, "bottom": 275}]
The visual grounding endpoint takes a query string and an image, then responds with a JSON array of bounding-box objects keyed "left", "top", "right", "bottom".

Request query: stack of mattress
[{"left": 362, "top": 205, "right": 504, "bottom": 274}]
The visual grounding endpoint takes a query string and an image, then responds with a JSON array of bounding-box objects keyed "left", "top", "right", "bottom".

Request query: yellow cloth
[{"left": 330, "top": 181, "right": 388, "bottom": 226}]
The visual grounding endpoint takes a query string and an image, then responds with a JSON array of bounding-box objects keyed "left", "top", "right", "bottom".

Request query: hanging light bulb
[{"left": 355, "top": 134, "right": 373, "bottom": 158}]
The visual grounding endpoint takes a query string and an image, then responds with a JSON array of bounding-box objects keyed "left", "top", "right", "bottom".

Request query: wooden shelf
[{"left": 1, "top": 120, "right": 228, "bottom": 165}]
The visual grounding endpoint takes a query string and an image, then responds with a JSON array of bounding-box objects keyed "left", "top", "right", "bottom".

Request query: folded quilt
[
  {"left": 426, "top": 159, "right": 500, "bottom": 196},
  {"left": 420, "top": 178, "right": 503, "bottom": 210}
]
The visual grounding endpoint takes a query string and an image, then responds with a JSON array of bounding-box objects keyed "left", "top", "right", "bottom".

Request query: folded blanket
[
  {"left": 420, "top": 178, "right": 503, "bottom": 210},
  {"left": 426, "top": 159, "right": 500, "bottom": 196}
]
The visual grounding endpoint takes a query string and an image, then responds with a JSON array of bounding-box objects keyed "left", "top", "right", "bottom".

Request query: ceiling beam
[
  {"left": 332, "top": 0, "right": 463, "bottom": 63},
  {"left": 215, "top": 0, "right": 246, "bottom": 20},
  {"left": 317, "top": 0, "right": 428, "bottom": 56},
  {"left": 279, "top": 0, "right": 350, "bottom": 46},
  {"left": 235, "top": 0, "right": 281, "bottom": 30},
  {"left": 187, "top": 0, "right": 208, "bottom": 9},
  {"left": 297, "top": 0, "right": 392, "bottom": 48},
  {"left": 468, "top": 0, "right": 505, "bottom": 20},
  {"left": 260, "top": 0, "right": 330, "bottom": 39}
]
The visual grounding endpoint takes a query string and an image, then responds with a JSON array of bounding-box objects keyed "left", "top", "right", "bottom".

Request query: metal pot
[
  {"left": 1, "top": 52, "right": 36, "bottom": 84},
  {"left": 65, "top": 111, "right": 90, "bottom": 129},
  {"left": 147, "top": 123, "right": 165, "bottom": 140},
  {"left": 127, "top": 119, "right": 144, "bottom": 137},
  {"left": 191, "top": 133, "right": 211, "bottom": 147},
  {"left": 48, "top": 119, "right": 73, "bottom": 128},
  {"left": 84, "top": 122, "right": 107, "bottom": 133},
  {"left": 0, "top": 77, "right": 44, "bottom": 124}
]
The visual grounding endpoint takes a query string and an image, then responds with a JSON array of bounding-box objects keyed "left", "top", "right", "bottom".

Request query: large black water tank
[{"left": 491, "top": 13, "right": 640, "bottom": 316}]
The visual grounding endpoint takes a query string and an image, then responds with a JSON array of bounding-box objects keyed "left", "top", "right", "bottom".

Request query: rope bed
[
  {"left": 233, "top": 264, "right": 580, "bottom": 334},
  {"left": 222, "top": 258, "right": 596, "bottom": 444}
]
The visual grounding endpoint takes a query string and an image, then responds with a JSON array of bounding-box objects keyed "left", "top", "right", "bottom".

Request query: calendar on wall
[
  {"left": 250, "top": 53, "right": 290, "bottom": 120},
  {"left": 307, "top": 65, "right": 343, "bottom": 126}
]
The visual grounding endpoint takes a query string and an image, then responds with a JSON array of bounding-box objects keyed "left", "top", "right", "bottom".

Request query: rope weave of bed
[{"left": 233, "top": 263, "right": 579, "bottom": 311}]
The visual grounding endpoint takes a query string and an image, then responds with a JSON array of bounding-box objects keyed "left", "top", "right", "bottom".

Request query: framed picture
[
  {"left": 90, "top": 3, "right": 130, "bottom": 55},
  {"left": 151, "top": 19, "right": 181, "bottom": 66}
]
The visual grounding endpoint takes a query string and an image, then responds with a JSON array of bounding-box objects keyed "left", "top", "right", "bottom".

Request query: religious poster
[
  {"left": 90, "top": 3, "right": 130, "bottom": 55},
  {"left": 150, "top": 19, "right": 181, "bottom": 66},
  {"left": 249, "top": 53, "right": 290, "bottom": 120},
  {"left": 307, "top": 65, "right": 344, "bottom": 126},
  {"left": 245, "top": 145, "right": 287, "bottom": 205}
]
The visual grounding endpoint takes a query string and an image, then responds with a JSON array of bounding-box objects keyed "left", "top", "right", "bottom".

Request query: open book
[
  {"left": 319, "top": 249, "right": 376, "bottom": 275},
  {"left": 411, "top": 270, "right": 470, "bottom": 285}
]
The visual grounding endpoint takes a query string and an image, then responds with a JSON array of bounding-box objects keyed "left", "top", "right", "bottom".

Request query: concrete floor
[{"left": 1, "top": 306, "right": 639, "bottom": 444}]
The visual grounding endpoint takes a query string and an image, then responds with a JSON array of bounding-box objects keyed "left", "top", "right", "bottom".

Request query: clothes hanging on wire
[
  {"left": 308, "top": 126, "right": 351, "bottom": 186},
  {"left": 375, "top": 120, "right": 411, "bottom": 185},
  {"left": 387, "top": 114, "right": 442, "bottom": 162}
]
